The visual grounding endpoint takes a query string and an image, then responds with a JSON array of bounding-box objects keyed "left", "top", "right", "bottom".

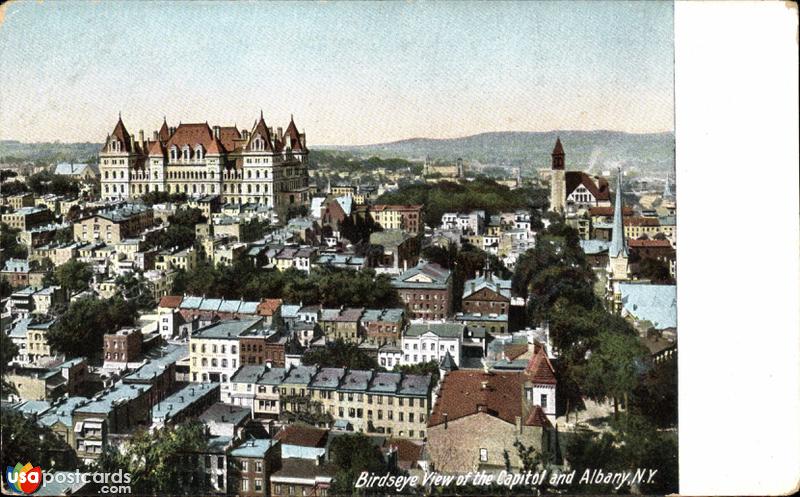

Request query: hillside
[
  {"left": 0, "top": 140, "right": 102, "bottom": 165},
  {"left": 327, "top": 130, "right": 674, "bottom": 177}
]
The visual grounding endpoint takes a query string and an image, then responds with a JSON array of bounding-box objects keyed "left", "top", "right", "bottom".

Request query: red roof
[
  {"left": 101, "top": 117, "right": 133, "bottom": 153},
  {"left": 147, "top": 140, "right": 166, "bottom": 157},
  {"left": 218, "top": 126, "right": 242, "bottom": 153},
  {"left": 525, "top": 406, "right": 553, "bottom": 428},
  {"left": 159, "top": 295, "right": 182, "bottom": 308},
  {"left": 283, "top": 117, "right": 307, "bottom": 152},
  {"left": 628, "top": 239, "right": 672, "bottom": 248},
  {"left": 246, "top": 114, "right": 275, "bottom": 152},
  {"left": 565, "top": 171, "right": 610, "bottom": 201},
  {"left": 429, "top": 370, "right": 544, "bottom": 427},
  {"left": 274, "top": 424, "right": 328, "bottom": 448},
  {"left": 257, "top": 298, "right": 283, "bottom": 317},
  {"left": 524, "top": 343, "right": 556, "bottom": 385},
  {"left": 206, "top": 137, "right": 224, "bottom": 155},
  {"left": 383, "top": 438, "right": 424, "bottom": 468},
  {"left": 552, "top": 137, "right": 564, "bottom": 155},
  {"left": 371, "top": 204, "right": 424, "bottom": 212},
  {"left": 166, "top": 123, "right": 214, "bottom": 150},
  {"left": 158, "top": 119, "right": 171, "bottom": 142},
  {"left": 625, "top": 217, "right": 660, "bottom": 227},
  {"left": 589, "top": 206, "right": 634, "bottom": 217}
]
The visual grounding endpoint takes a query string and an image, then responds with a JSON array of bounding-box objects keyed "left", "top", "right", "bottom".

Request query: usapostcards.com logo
[{"left": 5, "top": 462, "right": 42, "bottom": 494}]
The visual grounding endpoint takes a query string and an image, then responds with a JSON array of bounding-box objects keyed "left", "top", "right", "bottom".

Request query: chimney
[
  {"left": 213, "top": 126, "right": 220, "bottom": 139},
  {"left": 242, "top": 129, "right": 249, "bottom": 141},
  {"left": 139, "top": 130, "right": 145, "bottom": 148},
  {"left": 300, "top": 133, "right": 306, "bottom": 148},
  {"left": 153, "top": 131, "right": 159, "bottom": 141},
  {"left": 129, "top": 135, "right": 136, "bottom": 151},
  {"left": 277, "top": 127, "right": 283, "bottom": 137}
]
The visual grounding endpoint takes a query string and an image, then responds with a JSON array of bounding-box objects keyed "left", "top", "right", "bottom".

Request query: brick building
[{"left": 392, "top": 261, "right": 453, "bottom": 320}]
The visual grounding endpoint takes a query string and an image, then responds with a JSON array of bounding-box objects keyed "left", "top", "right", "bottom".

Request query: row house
[
  {"left": 1, "top": 206, "right": 53, "bottom": 231},
  {"left": 361, "top": 308, "right": 406, "bottom": 346},
  {"left": 6, "top": 285, "right": 65, "bottom": 317},
  {"left": 72, "top": 382, "right": 153, "bottom": 463},
  {"left": 319, "top": 307, "right": 364, "bottom": 343},
  {"left": 189, "top": 318, "right": 265, "bottom": 383},
  {"left": 267, "top": 245, "right": 317, "bottom": 273},
  {"left": 72, "top": 203, "right": 154, "bottom": 244},
  {"left": 150, "top": 382, "right": 220, "bottom": 429},
  {"left": 1, "top": 258, "right": 46, "bottom": 289},
  {"left": 18, "top": 222, "right": 72, "bottom": 249},
  {"left": 362, "top": 204, "right": 424, "bottom": 235}
]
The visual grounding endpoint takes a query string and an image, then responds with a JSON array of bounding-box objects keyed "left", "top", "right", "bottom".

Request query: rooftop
[
  {"left": 193, "top": 318, "right": 264, "bottom": 340},
  {"left": 230, "top": 437, "right": 279, "bottom": 459},
  {"left": 199, "top": 402, "right": 251, "bottom": 426}
]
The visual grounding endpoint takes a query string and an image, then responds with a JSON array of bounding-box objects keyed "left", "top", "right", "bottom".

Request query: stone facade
[
  {"left": 427, "top": 412, "right": 548, "bottom": 472},
  {"left": 98, "top": 114, "right": 310, "bottom": 217}
]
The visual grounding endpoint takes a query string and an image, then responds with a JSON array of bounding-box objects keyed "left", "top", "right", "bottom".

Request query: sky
[{"left": 0, "top": 1, "right": 674, "bottom": 145}]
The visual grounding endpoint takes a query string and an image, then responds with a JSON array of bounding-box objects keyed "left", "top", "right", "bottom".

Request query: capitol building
[{"left": 99, "top": 112, "right": 310, "bottom": 211}]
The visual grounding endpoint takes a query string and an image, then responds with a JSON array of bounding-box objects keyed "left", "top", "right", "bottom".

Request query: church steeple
[
  {"left": 551, "top": 137, "right": 565, "bottom": 170},
  {"left": 609, "top": 168, "right": 627, "bottom": 258}
]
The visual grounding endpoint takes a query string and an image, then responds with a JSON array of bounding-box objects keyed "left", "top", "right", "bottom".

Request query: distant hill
[
  {"left": 0, "top": 140, "right": 102, "bottom": 165},
  {"left": 1, "top": 130, "right": 675, "bottom": 178},
  {"left": 325, "top": 130, "right": 675, "bottom": 177}
]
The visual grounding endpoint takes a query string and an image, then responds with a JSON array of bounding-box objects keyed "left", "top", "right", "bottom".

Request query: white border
[{"left": 676, "top": 1, "right": 799, "bottom": 495}]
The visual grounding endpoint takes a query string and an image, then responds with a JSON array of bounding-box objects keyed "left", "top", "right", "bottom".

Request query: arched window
[
  {"left": 252, "top": 134, "right": 264, "bottom": 151},
  {"left": 170, "top": 146, "right": 178, "bottom": 161},
  {"left": 195, "top": 145, "right": 203, "bottom": 160},
  {"left": 182, "top": 146, "right": 190, "bottom": 160}
]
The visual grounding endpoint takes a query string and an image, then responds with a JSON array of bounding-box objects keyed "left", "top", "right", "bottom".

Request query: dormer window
[
  {"left": 182, "top": 146, "right": 190, "bottom": 160},
  {"left": 195, "top": 145, "right": 204, "bottom": 160},
  {"left": 252, "top": 134, "right": 264, "bottom": 151},
  {"left": 170, "top": 146, "right": 178, "bottom": 161}
]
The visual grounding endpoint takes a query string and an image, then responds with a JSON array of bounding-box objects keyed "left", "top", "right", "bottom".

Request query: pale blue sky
[{"left": 0, "top": 1, "right": 673, "bottom": 145}]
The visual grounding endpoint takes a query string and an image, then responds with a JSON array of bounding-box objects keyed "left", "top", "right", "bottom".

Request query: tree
[
  {"left": 393, "top": 360, "right": 439, "bottom": 383},
  {"left": 1, "top": 411, "right": 77, "bottom": 471},
  {"left": 302, "top": 340, "right": 378, "bottom": 370},
  {"left": 579, "top": 330, "right": 650, "bottom": 418},
  {"left": 629, "top": 355, "right": 677, "bottom": 428},
  {"left": 0, "top": 180, "right": 28, "bottom": 195},
  {"left": 53, "top": 259, "right": 93, "bottom": 296},
  {"left": 636, "top": 257, "right": 675, "bottom": 284},
  {"left": 47, "top": 297, "right": 138, "bottom": 358},
  {"left": 1, "top": 222, "right": 28, "bottom": 259},
  {"left": 1, "top": 330, "right": 19, "bottom": 396},
  {"left": 94, "top": 421, "right": 213, "bottom": 495},
  {"left": 328, "top": 433, "right": 388, "bottom": 496},
  {"left": 116, "top": 273, "right": 155, "bottom": 310}
]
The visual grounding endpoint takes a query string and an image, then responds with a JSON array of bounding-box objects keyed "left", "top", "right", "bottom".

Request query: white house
[{"left": 401, "top": 322, "right": 463, "bottom": 367}]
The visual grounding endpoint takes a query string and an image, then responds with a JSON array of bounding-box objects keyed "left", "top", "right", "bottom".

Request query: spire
[
  {"left": 439, "top": 350, "right": 457, "bottom": 371},
  {"left": 663, "top": 172, "right": 674, "bottom": 200},
  {"left": 551, "top": 137, "right": 565, "bottom": 170},
  {"left": 609, "top": 168, "right": 627, "bottom": 258}
]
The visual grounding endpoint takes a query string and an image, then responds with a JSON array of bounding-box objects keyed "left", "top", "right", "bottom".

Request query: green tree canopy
[
  {"left": 53, "top": 259, "right": 94, "bottom": 296},
  {"left": 47, "top": 296, "right": 138, "bottom": 358},
  {"left": 302, "top": 340, "right": 378, "bottom": 370}
]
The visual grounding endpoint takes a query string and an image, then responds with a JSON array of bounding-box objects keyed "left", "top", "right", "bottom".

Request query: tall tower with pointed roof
[
  {"left": 549, "top": 137, "right": 567, "bottom": 213},
  {"left": 607, "top": 169, "right": 630, "bottom": 296}
]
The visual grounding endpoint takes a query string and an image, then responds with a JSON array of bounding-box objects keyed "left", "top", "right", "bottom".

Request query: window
[
  {"left": 241, "top": 460, "right": 249, "bottom": 472},
  {"left": 540, "top": 394, "right": 547, "bottom": 408},
  {"left": 254, "top": 478, "right": 262, "bottom": 491},
  {"left": 479, "top": 448, "right": 488, "bottom": 462},
  {"left": 241, "top": 478, "right": 249, "bottom": 492}
]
